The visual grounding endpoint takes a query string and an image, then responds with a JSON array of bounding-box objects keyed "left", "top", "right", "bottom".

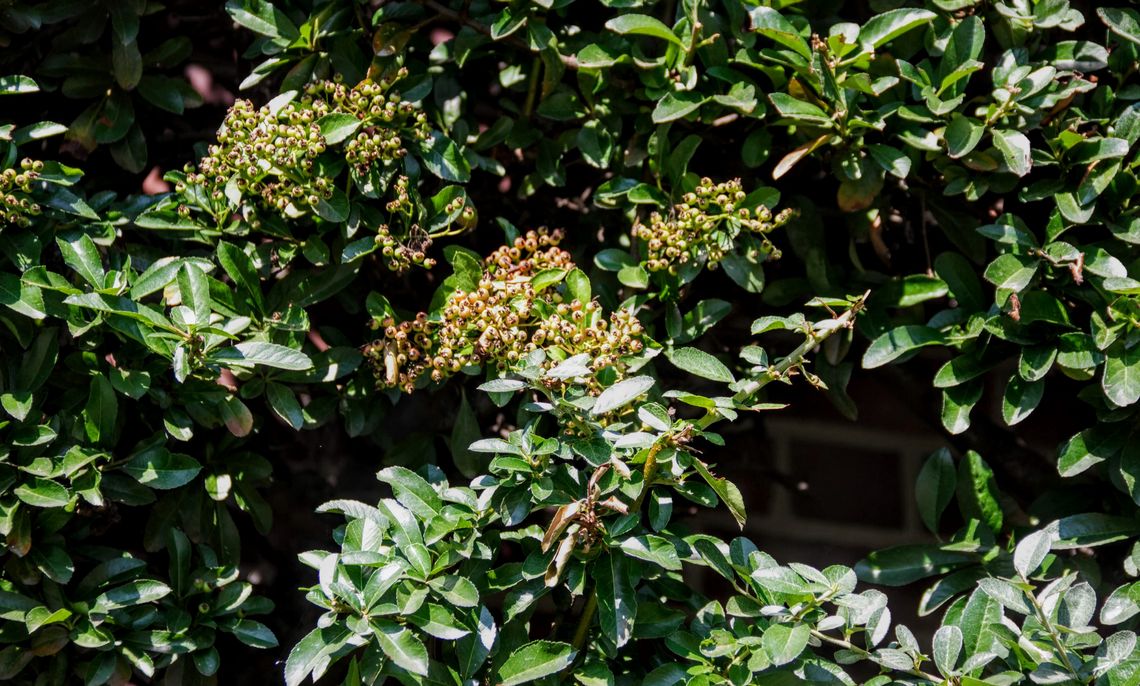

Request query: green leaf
[
  {"left": 915, "top": 448, "right": 956, "bottom": 534},
  {"left": 991, "top": 129, "right": 1031, "bottom": 177},
  {"left": 496, "top": 640, "right": 576, "bottom": 686},
  {"left": 566, "top": 269, "right": 591, "bottom": 303},
  {"left": 417, "top": 132, "right": 471, "bottom": 183},
  {"left": 456, "top": 606, "right": 496, "bottom": 679},
  {"left": 1001, "top": 375, "right": 1043, "bottom": 426},
  {"left": 617, "top": 264, "right": 649, "bottom": 288},
  {"left": 109, "top": 367, "right": 151, "bottom": 400},
  {"left": 940, "top": 15, "right": 984, "bottom": 82},
  {"left": 1099, "top": 8, "right": 1140, "bottom": 46},
  {"left": 123, "top": 447, "right": 201, "bottom": 489},
  {"left": 0, "top": 75, "right": 39, "bottom": 95},
  {"left": 177, "top": 263, "right": 211, "bottom": 324},
  {"left": 577, "top": 120, "right": 613, "bottom": 168},
  {"left": 867, "top": 144, "right": 911, "bottom": 179},
  {"left": 313, "top": 187, "right": 349, "bottom": 223},
  {"left": 945, "top": 115, "right": 984, "bottom": 159},
  {"left": 877, "top": 274, "right": 948, "bottom": 308},
  {"left": 284, "top": 626, "right": 353, "bottom": 686},
  {"left": 92, "top": 579, "right": 172, "bottom": 612},
  {"left": 428, "top": 575, "right": 479, "bottom": 608},
  {"left": 84, "top": 374, "right": 118, "bottom": 445},
  {"left": 862, "top": 325, "right": 943, "bottom": 369},
  {"left": 977, "top": 577, "right": 1030, "bottom": 614},
  {"left": 137, "top": 76, "right": 184, "bottom": 114},
  {"left": 666, "top": 347, "right": 735, "bottom": 383},
  {"left": 45, "top": 187, "right": 99, "bottom": 219},
  {"left": 12, "top": 121, "right": 66, "bottom": 145},
  {"left": 692, "top": 459, "right": 746, "bottom": 528},
  {"left": 591, "top": 377, "right": 655, "bottom": 415},
  {"left": 1103, "top": 343, "right": 1140, "bottom": 408},
  {"left": 112, "top": 40, "right": 143, "bottom": 90},
  {"left": 370, "top": 619, "right": 429, "bottom": 676},
  {"left": 933, "top": 252, "right": 984, "bottom": 312},
  {"left": 215, "top": 240, "right": 264, "bottom": 312},
  {"left": 932, "top": 625, "right": 962, "bottom": 677},
  {"left": 762, "top": 623, "right": 810, "bottom": 666},
  {"left": 225, "top": 0, "right": 299, "bottom": 40},
  {"left": 1013, "top": 529, "right": 1051, "bottom": 579},
  {"left": 595, "top": 553, "right": 637, "bottom": 648},
  {"left": 210, "top": 342, "right": 313, "bottom": 371},
  {"left": 855, "top": 545, "right": 972, "bottom": 586},
  {"left": 619, "top": 535, "right": 682, "bottom": 571},
  {"left": 266, "top": 382, "right": 304, "bottom": 430},
  {"left": 1019, "top": 345, "right": 1056, "bottom": 381},
  {"left": 57, "top": 233, "right": 105, "bottom": 288},
  {"left": 131, "top": 257, "right": 206, "bottom": 298},
  {"left": 941, "top": 380, "right": 981, "bottom": 434},
  {"left": 231, "top": 619, "right": 279, "bottom": 648},
  {"left": 378, "top": 466, "right": 442, "bottom": 517},
  {"left": 316, "top": 113, "right": 361, "bottom": 145},
  {"left": 594, "top": 249, "right": 635, "bottom": 271},
  {"left": 14, "top": 478, "right": 71, "bottom": 508},
  {"left": 956, "top": 451, "right": 1003, "bottom": 534},
  {"left": 1058, "top": 426, "right": 1124, "bottom": 478},
  {"left": 983, "top": 254, "right": 1038, "bottom": 292},
  {"left": 976, "top": 221, "right": 1038, "bottom": 248},
  {"left": 858, "top": 9, "right": 936, "bottom": 50},
  {"left": 604, "top": 14, "right": 682, "bottom": 46},
  {"left": 720, "top": 251, "right": 765, "bottom": 293},
  {"left": 748, "top": 7, "right": 810, "bottom": 58},
  {"left": 1054, "top": 513, "right": 1140, "bottom": 549},
  {"left": 956, "top": 587, "right": 1001, "bottom": 660},
  {"left": 531, "top": 268, "right": 567, "bottom": 292},
  {"left": 651, "top": 92, "right": 706, "bottom": 124},
  {"left": 408, "top": 603, "right": 470, "bottom": 640},
  {"left": 768, "top": 93, "right": 832, "bottom": 127},
  {"left": 1101, "top": 583, "right": 1140, "bottom": 624}
]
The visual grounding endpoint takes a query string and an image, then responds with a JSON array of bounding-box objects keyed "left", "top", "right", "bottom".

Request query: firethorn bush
[{"left": 4, "top": 0, "right": 1140, "bottom": 684}]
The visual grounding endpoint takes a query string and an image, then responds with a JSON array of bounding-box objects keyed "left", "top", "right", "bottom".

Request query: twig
[
  {"left": 810, "top": 630, "right": 942, "bottom": 683},
  {"left": 695, "top": 291, "right": 869, "bottom": 431},
  {"left": 570, "top": 591, "right": 598, "bottom": 650}
]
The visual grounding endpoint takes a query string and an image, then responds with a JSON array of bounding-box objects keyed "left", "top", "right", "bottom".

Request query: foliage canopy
[{"left": 3, "top": 0, "right": 1140, "bottom": 684}]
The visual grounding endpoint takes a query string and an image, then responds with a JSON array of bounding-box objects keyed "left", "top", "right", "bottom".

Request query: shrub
[{"left": 2, "top": 0, "right": 1140, "bottom": 684}]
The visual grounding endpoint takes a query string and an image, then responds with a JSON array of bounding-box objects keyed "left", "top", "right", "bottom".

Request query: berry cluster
[
  {"left": 364, "top": 229, "right": 647, "bottom": 392},
  {"left": 179, "top": 69, "right": 430, "bottom": 222},
  {"left": 631, "top": 178, "right": 791, "bottom": 273},
  {"left": 310, "top": 72, "right": 432, "bottom": 176},
  {"left": 373, "top": 176, "right": 436, "bottom": 272},
  {"left": 1, "top": 159, "right": 43, "bottom": 228},
  {"left": 179, "top": 98, "right": 331, "bottom": 218}
]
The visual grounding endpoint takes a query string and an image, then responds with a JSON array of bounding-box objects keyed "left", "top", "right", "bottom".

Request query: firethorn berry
[
  {"left": 631, "top": 178, "right": 790, "bottom": 273},
  {"left": 364, "top": 229, "right": 646, "bottom": 393},
  {"left": 0, "top": 159, "right": 43, "bottom": 229}
]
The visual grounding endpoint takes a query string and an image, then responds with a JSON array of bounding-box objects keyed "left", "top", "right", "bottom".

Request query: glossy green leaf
[
  {"left": 604, "top": 15, "right": 682, "bottom": 46},
  {"left": 862, "top": 325, "right": 943, "bottom": 369},
  {"left": 748, "top": 7, "right": 810, "bottom": 58},
  {"left": 496, "top": 641, "right": 576, "bottom": 686},
  {"left": 858, "top": 9, "right": 936, "bottom": 50},
  {"left": 915, "top": 448, "right": 956, "bottom": 534},
  {"left": 956, "top": 451, "right": 1003, "bottom": 533}
]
